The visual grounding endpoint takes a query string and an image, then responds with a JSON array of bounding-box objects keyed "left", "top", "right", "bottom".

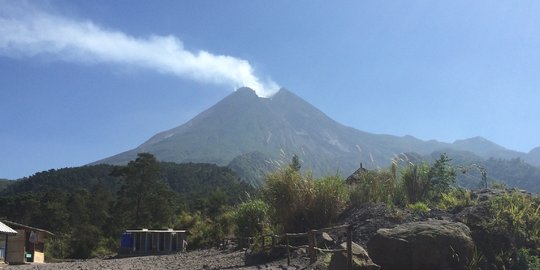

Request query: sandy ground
[{"left": 3, "top": 249, "right": 310, "bottom": 270}]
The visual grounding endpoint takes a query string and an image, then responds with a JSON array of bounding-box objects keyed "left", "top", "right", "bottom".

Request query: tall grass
[
  {"left": 262, "top": 167, "right": 347, "bottom": 232},
  {"left": 349, "top": 168, "right": 397, "bottom": 206}
]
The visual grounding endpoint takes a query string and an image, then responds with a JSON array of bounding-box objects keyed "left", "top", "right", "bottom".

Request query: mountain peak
[
  {"left": 454, "top": 136, "right": 500, "bottom": 147},
  {"left": 94, "top": 86, "right": 535, "bottom": 186},
  {"left": 529, "top": 146, "right": 540, "bottom": 155},
  {"left": 271, "top": 87, "right": 296, "bottom": 98},
  {"left": 218, "top": 87, "right": 261, "bottom": 104},
  {"left": 234, "top": 87, "right": 258, "bottom": 96}
]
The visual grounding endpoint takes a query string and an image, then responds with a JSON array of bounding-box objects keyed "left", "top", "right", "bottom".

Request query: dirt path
[{"left": 4, "top": 249, "right": 310, "bottom": 270}]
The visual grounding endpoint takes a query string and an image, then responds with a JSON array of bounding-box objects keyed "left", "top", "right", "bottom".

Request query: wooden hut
[
  {"left": 0, "top": 221, "right": 17, "bottom": 264},
  {"left": 119, "top": 229, "right": 187, "bottom": 255},
  {"left": 3, "top": 221, "right": 54, "bottom": 264}
]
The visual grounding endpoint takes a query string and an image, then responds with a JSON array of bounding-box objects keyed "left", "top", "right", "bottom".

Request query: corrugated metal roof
[
  {"left": 2, "top": 220, "right": 54, "bottom": 235},
  {"left": 0, "top": 221, "right": 17, "bottom": 235},
  {"left": 125, "top": 229, "right": 187, "bottom": 233}
]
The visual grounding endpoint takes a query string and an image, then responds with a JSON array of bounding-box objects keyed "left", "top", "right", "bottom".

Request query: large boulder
[
  {"left": 367, "top": 220, "right": 474, "bottom": 270},
  {"left": 329, "top": 241, "right": 380, "bottom": 270}
]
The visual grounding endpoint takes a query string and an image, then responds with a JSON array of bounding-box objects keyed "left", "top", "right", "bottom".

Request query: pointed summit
[
  {"left": 93, "top": 86, "right": 532, "bottom": 187},
  {"left": 234, "top": 87, "right": 258, "bottom": 96},
  {"left": 272, "top": 87, "right": 293, "bottom": 96},
  {"left": 94, "top": 87, "right": 434, "bottom": 185}
]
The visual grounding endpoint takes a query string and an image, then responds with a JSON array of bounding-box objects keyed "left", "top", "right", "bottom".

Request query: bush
[
  {"left": 175, "top": 211, "right": 214, "bottom": 248},
  {"left": 490, "top": 192, "right": 540, "bottom": 246},
  {"left": 407, "top": 202, "right": 431, "bottom": 214},
  {"left": 263, "top": 167, "right": 348, "bottom": 232},
  {"left": 349, "top": 168, "right": 396, "bottom": 206},
  {"left": 263, "top": 167, "right": 313, "bottom": 232},
  {"left": 515, "top": 248, "right": 540, "bottom": 270},
  {"left": 91, "top": 237, "right": 117, "bottom": 258},
  {"left": 399, "top": 154, "right": 456, "bottom": 204},
  {"left": 478, "top": 192, "right": 540, "bottom": 269},
  {"left": 401, "top": 163, "right": 431, "bottom": 204},
  {"left": 234, "top": 199, "right": 270, "bottom": 238},
  {"left": 428, "top": 154, "right": 456, "bottom": 200},
  {"left": 212, "top": 209, "right": 236, "bottom": 239},
  {"left": 437, "top": 188, "right": 474, "bottom": 212},
  {"left": 310, "top": 176, "right": 349, "bottom": 228}
]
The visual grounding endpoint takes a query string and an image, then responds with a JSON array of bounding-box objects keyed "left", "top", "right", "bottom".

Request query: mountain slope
[
  {"left": 526, "top": 147, "right": 540, "bottom": 166},
  {"left": 95, "top": 88, "right": 449, "bottom": 183},
  {"left": 95, "top": 87, "right": 537, "bottom": 187}
]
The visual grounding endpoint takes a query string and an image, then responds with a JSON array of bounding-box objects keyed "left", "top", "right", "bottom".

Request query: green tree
[
  {"left": 428, "top": 153, "right": 456, "bottom": 200},
  {"left": 289, "top": 154, "right": 301, "bottom": 171},
  {"left": 234, "top": 199, "right": 270, "bottom": 238},
  {"left": 112, "top": 153, "right": 176, "bottom": 230},
  {"left": 400, "top": 154, "right": 456, "bottom": 204}
]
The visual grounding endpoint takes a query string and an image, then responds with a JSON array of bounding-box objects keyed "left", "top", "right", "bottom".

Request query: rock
[
  {"left": 322, "top": 232, "right": 334, "bottom": 242},
  {"left": 367, "top": 220, "right": 474, "bottom": 270},
  {"left": 328, "top": 241, "right": 380, "bottom": 270}
]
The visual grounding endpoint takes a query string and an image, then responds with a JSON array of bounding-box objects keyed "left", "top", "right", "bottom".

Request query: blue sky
[{"left": 1, "top": 0, "right": 540, "bottom": 179}]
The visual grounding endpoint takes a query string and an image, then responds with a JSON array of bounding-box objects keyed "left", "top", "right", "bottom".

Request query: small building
[
  {"left": 0, "top": 221, "right": 17, "bottom": 264},
  {"left": 3, "top": 220, "right": 54, "bottom": 264},
  {"left": 119, "top": 229, "right": 187, "bottom": 255}
]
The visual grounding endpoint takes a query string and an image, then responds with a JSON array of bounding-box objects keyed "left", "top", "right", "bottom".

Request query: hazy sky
[{"left": 2, "top": 0, "right": 540, "bottom": 179}]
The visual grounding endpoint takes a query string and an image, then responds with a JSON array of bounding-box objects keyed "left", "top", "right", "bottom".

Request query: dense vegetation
[
  {"left": 0, "top": 178, "right": 12, "bottom": 192},
  {"left": 1, "top": 152, "right": 538, "bottom": 269},
  {"left": 0, "top": 154, "right": 252, "bottom": 258},
  {"left": 232, "top": 154, "right": 540, "bottom": 270},
  {"left": 405, "top": 151, "right": 540, "bottom": 194}
]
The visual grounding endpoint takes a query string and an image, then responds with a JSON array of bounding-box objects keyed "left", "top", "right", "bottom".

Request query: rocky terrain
[
  {"left": 4, "top": 249, "right": 309, "bottom": 270},
  {"left": 4, "top": 188, "right": 538, "bottom": 270}
]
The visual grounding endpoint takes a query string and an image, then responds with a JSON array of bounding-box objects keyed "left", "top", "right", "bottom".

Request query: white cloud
[{"left": 0, "top": 1, "right": 279, "bottom": 97}]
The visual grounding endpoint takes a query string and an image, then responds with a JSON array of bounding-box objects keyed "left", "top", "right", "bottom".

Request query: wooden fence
[{"left": 226, "top": 224, "right": 353, "bottom": 270}]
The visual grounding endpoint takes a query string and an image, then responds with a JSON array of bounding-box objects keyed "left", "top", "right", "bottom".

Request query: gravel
[{"left": 4, "top": 249, "right": 310, "bottom": 270}]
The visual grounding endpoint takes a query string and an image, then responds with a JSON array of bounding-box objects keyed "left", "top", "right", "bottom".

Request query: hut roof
[
  {"left": 2, "top": 220, "right": 54, "bottom": 236},
  {"left": 0, "top": 221, "right": 17, "bottom": 235},
  {"left": 125, "top": 229, "right": 186, "bottom": 233}
]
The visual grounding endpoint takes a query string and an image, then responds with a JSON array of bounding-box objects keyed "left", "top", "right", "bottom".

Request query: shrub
[
  {"left": 207, "top": 208, "right": 236, "bottom": 244},
  {"left": 400, "top": 163, "right": 431, "bottom": 204},
  {"left": 481, "top": 192, "right": 540, "bottom": 269},
  {"left": 465, "top": 247, "right": 484, "bottom": 270},
  {"left": 427, "top": 153, "right": 456, "bottom": 200},
  {"left": 515, "top": 248, "right": 540, "bottom": 270},
  {"left": 399, "top": 154, "right": 456, "bottom": 204},
  {"left": 437, "top": 188, "right": 473, "bottom": 212},
  {"left": 490, "top": 192, "right": 540, "bottom": 245},
  {"left": 310, "top": 175, "right": 349, "bottom": 228},
  {"left": 407, "top": 202, "right": 431, "bottom": 214},
  {"left": 175, "top": 211, "right": 214, "bottom": 248},
  {"left": 263, "top": 167, "right": 348, "bottom": 232},
  {"left": 349, "top": 169, "right": 396, "bottom": 206},
  {"left": 91, "top": 237, "right": 117, "bottom": 258},
  {"left": 233, "top": 199, "right": 270, "bottom": 238},
  {"left": 263, "top": 167, "right": 313, "bottom": 232}
]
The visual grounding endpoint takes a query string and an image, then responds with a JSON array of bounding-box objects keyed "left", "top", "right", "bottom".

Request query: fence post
[
  {"left": 347, "top": 225, "right": 352, "bottom": 270},
  {"left": 286, "top": 234, "right": 290, "bottom": 266},
  {"left": 309, "top": 230, "right": 317, "bottom": 264}
]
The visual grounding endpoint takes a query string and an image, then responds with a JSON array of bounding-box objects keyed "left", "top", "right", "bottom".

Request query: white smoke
[{"left": 0, "top": 1, "right": 279, "bottom": 97}]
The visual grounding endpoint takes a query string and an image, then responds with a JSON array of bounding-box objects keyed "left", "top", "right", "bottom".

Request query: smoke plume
[{"left": 0, "top": 1, "right": 279, "bottom": 97}]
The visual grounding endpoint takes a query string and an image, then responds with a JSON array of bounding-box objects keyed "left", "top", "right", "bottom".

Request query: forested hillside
[
  {"left": 0, "top": 154, "right": 252, "bottom": 258},
  {"left": 0, "top": 178, "right": 12, "bottom": 192},
  {"left": 421, "top": 151, "right": 540, "bottom": 193}
]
